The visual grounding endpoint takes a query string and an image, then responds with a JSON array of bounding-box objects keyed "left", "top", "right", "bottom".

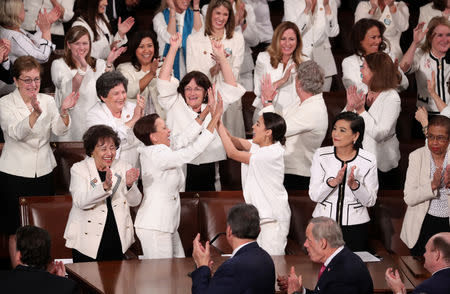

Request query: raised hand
[
  {"left": 103, "top": 166, "right": 113, "bottom": 191},
  {"left": 328, "top": 164, "right": 347, "bottom": 187},
  {"left": 126, "top": 168, "right": 140, "bottom": 187},
  {"left": 166, "top": 0, "right": 176, "bottom": 10},
  {"left": 150, "top": 57, "right": 159, "bottom": 75},
  {"left": 444, "top": 165, "right": 450, "bottom": 188},
  {"left": 260, "top": 73, "right": 277, "bottom": 107},
  {"left": 30, "top": 94, "right": 42, "bottom": 114},
  {"left": 211, "top": 40, "right": 226, "bottom": 62},
  {"left": 384, "top": 0, "right": 395, "bottom": 7},
  {"left": 213, "top": 91, "right": 224, "bottom": 119},
  {"left": 207, "top": 84, "right": 217, "bottom": 114},
  {"left": 287, "top": 266, "right": 303, "bottom": 294},
  {"left": 110, "top": 39, "right": 121, "bottom": 51},
  {"left": 36, "top": 9, "right": 52, "bottom": 33},
  {"left": 431, "top": 166, "right": 443, "bottom": 191},
  {"left": 106, "top": 46, "right": 127, "bottom": 66},
  {"left": 385, "top": 268, "right": 406, "bottom": 294},
  {"left": 169, "top": 32, "right": 182, "bottom": 49},
  {"left": 346, "top": 85, "right": 365, "bottom": 112},
  {"left": 347, "top": 166, "right": 359, "bottom": 190},
  {"left": 118, "top": 17, "right": 135, "bottom": 38},
  {"left": 61, "top": 91, "right": 80, "bottom": 112},
  {"left": 369, "top": 0, "right": 378, "bottom": 10},
  {"left": 47, "top": 6, "right": 62, "bottom": 24},
  {"left": 413, "top": 22, "right": 428, "bottom": 45},
  {"left": 427, "top": 71, "right": 437, "bottom": 96},
  {"left": 415, "top": 106, "right": 428, "bottom": 129},
  {"left": 192, "top": 233, "right": 211, "bottom": 268},
  {"left": 48, "top": 261, "right": 67, "bottom": 277}
]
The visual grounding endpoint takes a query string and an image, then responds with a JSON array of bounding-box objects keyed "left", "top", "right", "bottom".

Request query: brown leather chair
[
  {"left": 52, "top": 142, "right": 86, "bottom": 195},
  {"left": 19, "top": 195, "right": 73, "bottom": 259},
  {"left": 286, "top": 191, "right": 314, "bottom": 255}
]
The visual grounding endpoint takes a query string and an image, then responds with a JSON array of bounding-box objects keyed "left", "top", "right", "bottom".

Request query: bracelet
[
  {"left": 106, "top": 63, "right": 113, "bottom": 68},
  {"left": 77, "top": 68, "right": 87, "bottom": 76},
  {"left": 197, "top": 114, "right": 205, "bottom": 122},
  {"left": 60, "top": 112, "right": 69, "bottom": 118},
  {"left": 193, "top": 9, "right": 200, "bottom": 12},
  {"left": 422, "top": 125, "right": 428, "bottom": 133},
  {"left": 264, "top": 100, "right": 273, "bottom": 104}
]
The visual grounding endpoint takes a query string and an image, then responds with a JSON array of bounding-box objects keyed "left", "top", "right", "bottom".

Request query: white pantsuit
[
  {"left": 64, "top": 157, "right": 142, "bottom": 259},
  {"left": 135, "top": 128, "right": 215, "bottom": 259}
]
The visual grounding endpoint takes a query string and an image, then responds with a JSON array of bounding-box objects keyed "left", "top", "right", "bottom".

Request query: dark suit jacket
[
  {"left": 0, "top": 62, "right": 13, "bottom": 84},
  {"left": 191, "top": 242, "right": 275, "bottom": 294},
  {"left": 412, "top": 267, "right": 450, "bottom": 294},
  {"left": 0, "top": 265, "right": 79, "bottom": 294},
  {"left": 306, "top": 247, "right": 373, "bottom": 294}
]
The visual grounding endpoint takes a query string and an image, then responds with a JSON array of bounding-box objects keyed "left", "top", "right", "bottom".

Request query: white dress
[
  {"left": 419, "top": 2, "right": 450, "bottom": 29},
  {"left": 72, "top": 16, "right": 127, "bottom": 60},
  {"left": 355, "top": 1, "right": 409, "bottom": 60},
  {"left": 241, "top": 141, "right": 291, "bottom": 255},
  {"left": 51, "top": 58, "right": 106, "bottom": 141},
  {"left": 186, "top": 28, "right": 245, "bottom": 137}
]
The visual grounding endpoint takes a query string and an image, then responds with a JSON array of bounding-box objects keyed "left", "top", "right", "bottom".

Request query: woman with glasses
[
  {"left": 401, "top": 115, "right": 450, "bottom": 256},
  {"left": 0, "top": 56, "right": 78, "bottom": 266}
]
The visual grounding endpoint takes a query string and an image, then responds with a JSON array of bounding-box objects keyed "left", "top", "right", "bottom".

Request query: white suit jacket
[
  {"left": 283, "top": 0, "right": 339, "bottom": 77},
  {"left": 72, "top": 16, "right": 127, "bottom": 60},
  {"left": 0, "top": 89, "right": 69, "bottom": 177},
  {"left": 351, "top": 89, "right": 401, "bottom": 172},
  {"left": 419, "top": 2, "right": 450, "bottom": 29},
  {"left": 157, "top": 76, "right": 245, "bottom": 164},
  {"left": 135, "top": 129, "right": 215, "bottom": 233},
  {"left": 86, "top": 101, "right": 141, "bottom": 168},
  {"left": 355, "top": 1, "right": 409, "bottom": 60},
  {"left": 22, "top": 0, "right": 75, "bottom": 36},
  {"left": 64, "top": 157, "right": 142, "bottom": 259},
  {"left": 401, "top": 146, "right": 450, "bottom": 248},
  {"left": 51, "top": 58, "right": 105, "bottom": 141},
  {"left": 309, "top": 146, "right": 378, "bottom": 226}
]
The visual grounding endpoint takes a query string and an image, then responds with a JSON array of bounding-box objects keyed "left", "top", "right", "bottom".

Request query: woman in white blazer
[
  {"left": 64, "top": 125, "right": 141, "bottom": 262},
  {"left": 342, "top": 18, "right": 408, "bottom": 94},
  {"left": 52, "top": 26, "right": 124, "bottom": 141},
  {"left": 401, "top": 115, "right": 450, "bottom": 256},
  {"left": 419, "top": 0, "right": 450, "bottom": 29},
  {"left": 72, "top": 0, "right": 134, "bottom": 60},
  {"left": 133, "top": 95, "right": 222, "bottom": 259},
  {"left": 117, "top": 31, "right": 165, "bottom": 118},
  {"left": 86, "top": 71, "right": 145, "bottom": 168},
  {"left": 309, "top": 112, "right": 378, "bottom": 252},
  {"left": 159, "top": 33, "right": 245, "bottom": 191},
  {"left": 355, "top": 1, "right": 409, "bottom": 60},
  {"left": 187, "top": 0, "right": 245, "bottom": 137},
  {"left": 283, "top": 0, "right": 339, "bottom": 91},
  {"left": 217, "top": 110, "right": 291, "bottom": 256},
  {"left": 345, "top": 51, "right": 401, "bottom": 189},
  {"left": 253, "top": 21, "right": 306, "bottom": 123},
  {"left": 0, "top": 56, "right": 77, "bottom": 265},
  {"left": 0, "top": 0, "right": 57, "bottom": 64}
]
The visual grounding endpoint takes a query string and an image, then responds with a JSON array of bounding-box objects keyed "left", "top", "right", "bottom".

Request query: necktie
[{"left": 318, "top": 264, "right": 326, "bottom": 280}]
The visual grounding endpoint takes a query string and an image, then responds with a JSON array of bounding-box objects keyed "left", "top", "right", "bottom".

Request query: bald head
[{"left": 430, "top": 233, "right": 450, "bottom": 265}]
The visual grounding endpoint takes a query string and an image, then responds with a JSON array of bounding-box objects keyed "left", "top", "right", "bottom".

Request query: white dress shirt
[{"left": 0, "top": 89, "right": 70, "bottom": 177}]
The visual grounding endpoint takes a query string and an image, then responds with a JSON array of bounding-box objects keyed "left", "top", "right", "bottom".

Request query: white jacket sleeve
[
  {"left": 341, "top": 56, "right": 368, "bottom": 93},
  {"left": 241, "top": 4, "right": 260, "bottom": 47},
  {"left": 391, "top": 2, "right": 410, "bottom": 33},
  {"left": 153, "top": 12, "right": 172, "bottom": 45},
  {"left": 117, "top": 63, "right": 140, "bottom": 100},
  {"left": 309, "top": 150, "right": 336, "bottom": 203},
  {"left": 156, "top": 77, "right": 181, "bottom": 111},
  {"left": 326, "top": 0, "right": 340, "bottom": 38},
  {"left": 0, "top": 106, "right": 33, "bottom": 141},
  {"left": 60, "top": 0, "right": 75, "bottom": 22},
  {"left": 284, "top": 0, "right": 311, "bottom": 35},
  {"left": 354, "top": 2, "right": 373, "bottom": 22}
]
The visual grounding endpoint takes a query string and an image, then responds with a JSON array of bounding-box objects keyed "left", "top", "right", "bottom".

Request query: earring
[{"left": 353, "top": 140, "right": 356, "bottom": 145}]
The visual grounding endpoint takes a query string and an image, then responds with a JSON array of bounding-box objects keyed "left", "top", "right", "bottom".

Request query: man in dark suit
[
  {"left": 279, "top": 217, "right": 373, "bottom": 294},
  {"left": 385, "top": 232, "right": 450, "bottom": 294},
  {"left": 191, "top": 203, "right": 276, "bottom": 294},
  {"left": 0, "top": 226, "right": 79, "bottom": 294}
]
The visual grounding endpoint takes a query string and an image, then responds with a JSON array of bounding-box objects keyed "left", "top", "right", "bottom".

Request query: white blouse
[
  {"left": 51, "top": 58, "right": 106, "bottom": 141},
  {"left": 72, "top": 16, "right": 127, "bottom": 60},
  {"left": 241, "top": 141, "right": 291, "bottom": 223},
  {"left": 355, "top": 1, "right": 409, "bottom": 60}
]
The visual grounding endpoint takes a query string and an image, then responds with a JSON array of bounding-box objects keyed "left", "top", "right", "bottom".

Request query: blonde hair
[
  {"left": 204, "top": 0, "right": 235, "bottom": 39},
  {"left": 64, "top": 26, "right": 97, "bottom": 71},
  {"left": 421, "top": 16, "right": 450, "bottom": 52},
  {"left": 0, "top": 0, "right": 22, "bottom": 28},
  {"left": 267, "top": 21, "right": 304, "bottom": 69}
]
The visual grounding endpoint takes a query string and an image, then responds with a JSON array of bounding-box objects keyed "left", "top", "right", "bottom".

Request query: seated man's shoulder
[{"left": 414, "top": 268, "right": 450, "bottom": 294}]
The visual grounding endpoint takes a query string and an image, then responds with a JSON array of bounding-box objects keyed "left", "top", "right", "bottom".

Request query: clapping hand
[
  {"left": 328, "top": 163, "right": 347, "bottom": 187},
  {"left": 260, "top": 73, "right": 277, "bottom": 107},
  {"left": 126, "top": 168, "right": 140, "bottom": 187},
  {"left": 150, "top": 57, "right": 159, "bottom": 76},
  {"left": 192, "top": 233, "right": 211, "bottom": 268},
  {"left": 385, "top": 268, "right": 406, "bottom": 294},
  {"left": 106, "top": 46, "right": 127, "bottom": 66},
  {"left": 207, "top": 84, "right": 217, "bottom": 114},
  {"left": 211, "top": 40, "right": 226, "bottom": 63},
  {"left": 169, "top": 32, "right": 182, "bottom": 49},
  {"left": 133, "top": 94, "right": 146, "bottom": 119},
  {"left": 30, "top": 94, "right": 42, "bottom": 114},
  {"left": 346, "top": 85, "right": 365, "bottom": 112},
  {"left": 444, "top": 165, "right": 450, "bottom": 188},
  {"left": 118, "top": 17, "right": 135, "bottom": 38},
  {"left": 0, "top": 39, "right": 10, "bottom": 63},
  {"left": 427, "top": 71, "right": 438, "bottom": 97},
  {"left": 415, "top": 106, "right": 428, "bottom": 129},
  {"left": 48, "top": 260, "right": 66, "bottom": 277},
  {"left": 413, "top": 22, "right": 428, "bottom": 45},
  {"left": 61, "top": 91, "right": 80, "bottom": 112},
  {"left": 431, "top": 166, "right": 443, "bottom": 191},
  {"left": 287, "top": 266, "right": 303, "bottom": 294},
  {"left": 347, "top": 166, "right": 359, "bottom": 190},
  {"left": 103, "top": 166, "right": 113, "bottom": 191}
]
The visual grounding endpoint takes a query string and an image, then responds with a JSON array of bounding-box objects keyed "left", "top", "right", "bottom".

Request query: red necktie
[{"left": 318, "top": 264, "right": 326, "bottom": 280}]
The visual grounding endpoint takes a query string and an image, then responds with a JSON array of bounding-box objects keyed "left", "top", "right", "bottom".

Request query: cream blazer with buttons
[
  {"left": 401, "top": 146, "right": 450, "bottom": 249},
  {"left": 0, "top": 89, "right": 69, "bottom": 177},
  {"left": 64, "top": 156, "right": 142, "bottom": 259}
]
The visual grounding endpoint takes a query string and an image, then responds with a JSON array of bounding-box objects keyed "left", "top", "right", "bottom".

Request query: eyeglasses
[
  {"left": 18, "top": 77, "right": 41, "bottom": 84},
  {"left": 426, "top": 134, "right": 449, "bottom": 142}
]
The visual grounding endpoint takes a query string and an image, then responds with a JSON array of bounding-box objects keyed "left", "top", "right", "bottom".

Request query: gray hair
[
  {"left": 227, "top": 204, "right": 260, "bottom": 240},
  {"left": 296, "top": 60, "right": 324, "bottom": 95},
  {"left": 309, "top": 217, "right": 345, "bottom": 248},
  {"left": 96, "top": 71, "right": 128, "bottom": 100}
]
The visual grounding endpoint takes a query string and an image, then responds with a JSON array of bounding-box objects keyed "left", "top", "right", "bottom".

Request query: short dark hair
[
  {"left": 429, "top": 115, "right": 450, "bottom": 137},
  {"left": 351, "top": 18, "right": 388, "bottom": 57},
  {"left": 177, "top": 71, "right": 212, "bottom": 103},
  {"left": 12, "top": 56, "right": 41, "bottom": 79},
  {"left": 227, "top": 204, "right": 260, "bottom": 239},
  {"left": 431, "top": 235, "right": 450, "bottom": 264},
  {"left": 365, "top": 52, "right": 398, "bottom": 92},
  {"left": 262, "top": 112, "right": 287, "bottom": 145},
  {"left": 332, "top": 112, "right": 365, "bottom": 150},
  {"left": 16, "top": 226, "right": 51, "bottom": 270},
  {"left": 133, "top": 114, "right": 160, "bottom": 146},
  {"left": 83, "top": 125, "right": 121, "bottom": 156},
  {"left": 130, "top": 30, "right": 159, "bottom": 71},
  {"left": 96, "top": 71, "right": 128, "bottom": 100}
]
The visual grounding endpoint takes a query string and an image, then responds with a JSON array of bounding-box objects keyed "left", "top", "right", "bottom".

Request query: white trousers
[
  {"left": 136, "top": 228, "right": 185, "bottom": 259},
  {"left": 257, "top": 220, "right": 289, "bottom": 255}
]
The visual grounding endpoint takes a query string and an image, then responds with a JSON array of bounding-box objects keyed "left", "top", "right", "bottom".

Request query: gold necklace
[{"left": 208, "top": 35, "right": 222, "bottom": 42}]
